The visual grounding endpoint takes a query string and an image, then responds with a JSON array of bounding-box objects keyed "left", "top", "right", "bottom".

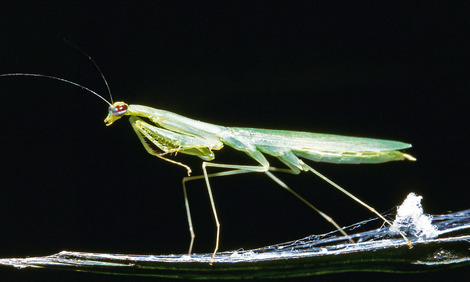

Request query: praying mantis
[{"left": 1, "top": 55, "right": 416, "bottom": 263}]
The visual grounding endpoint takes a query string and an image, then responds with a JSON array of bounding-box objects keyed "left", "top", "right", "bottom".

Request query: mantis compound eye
[{"left": 109, "top": 103, "right": 128, "bottom": 116}]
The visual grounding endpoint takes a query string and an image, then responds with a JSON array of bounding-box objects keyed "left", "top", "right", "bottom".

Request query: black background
[{"left": 1, "top": 1, "right": 468, "bottom": 281}]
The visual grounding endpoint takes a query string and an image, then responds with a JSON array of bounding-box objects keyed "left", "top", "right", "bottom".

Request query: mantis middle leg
[{"left": 182, "top": 163, "right": 354, "bottom": 263}]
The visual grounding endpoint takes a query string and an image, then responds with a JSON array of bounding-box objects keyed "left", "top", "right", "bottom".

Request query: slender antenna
[
  {"left": 63, "top": 39, "right": 114, "bottom": 104},
  {"left": 0, "top": 73, "right": 112, "bottom": 106}
]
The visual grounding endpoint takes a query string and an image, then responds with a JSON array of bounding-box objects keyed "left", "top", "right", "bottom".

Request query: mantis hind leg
[
  {"left": 297, "top": 160, "right": 412, "bottom": 247},
  {"left": 264, "top": 171, "right": 354, "bottom": 243},
  {"left": 262, "top": 147, "right": 412, "bottom": 247}
]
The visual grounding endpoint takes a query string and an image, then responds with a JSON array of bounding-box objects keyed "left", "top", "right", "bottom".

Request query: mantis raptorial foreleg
[
  {"left": 130, "top": 117, "right": 191, "bottom": 174},
  {"left": 130, "top": 116, "right": 221, "bottom": 175}
]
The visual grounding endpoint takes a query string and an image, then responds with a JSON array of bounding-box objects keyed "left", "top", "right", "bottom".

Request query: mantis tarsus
[{"left": 1, "top": 57, "right": 416, "bottom": 263}]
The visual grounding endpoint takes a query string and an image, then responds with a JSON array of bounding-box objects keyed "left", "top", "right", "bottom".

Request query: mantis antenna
[
  {"left": 0, "top": 73, "right": 112, "bottom": 106},
  {"left": 0, "top": 40, "right": 114, "bottom": 107},
  {"left": 63, "top": 39, "right": 114, "bottom": 104}
]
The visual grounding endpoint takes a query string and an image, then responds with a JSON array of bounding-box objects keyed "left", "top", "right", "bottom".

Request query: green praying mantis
[{"left": 1, "top": 54, "right": 416, "bottom": 263}]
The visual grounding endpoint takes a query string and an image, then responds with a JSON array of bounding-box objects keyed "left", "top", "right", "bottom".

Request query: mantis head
[{"left": 105, "top": 102, "right": 129, "bottom": 126}]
